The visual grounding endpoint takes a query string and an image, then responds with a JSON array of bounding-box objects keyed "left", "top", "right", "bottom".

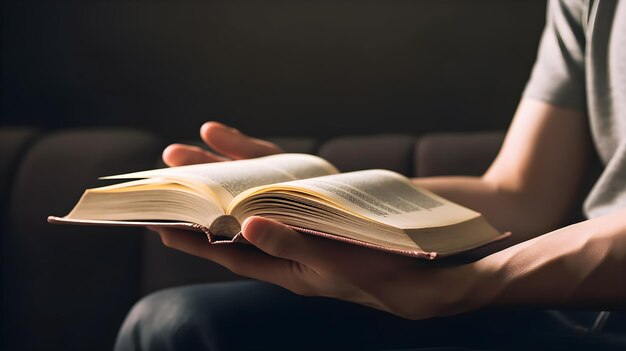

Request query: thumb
[
  {"left": 241, "top": 216, "right": 321, "bottom": 265},
  {"left": 241, "top": 217, "right": 391, "bottom": 276}
]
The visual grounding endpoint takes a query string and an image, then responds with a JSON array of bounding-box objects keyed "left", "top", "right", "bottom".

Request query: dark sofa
[{"left": 1, "top": 128, "right": 504, "bottom": 351}]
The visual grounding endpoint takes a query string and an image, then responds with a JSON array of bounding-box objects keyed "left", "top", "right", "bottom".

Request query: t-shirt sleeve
[{"left": 522, "top": 0, "right": 587, "bottom": 110}]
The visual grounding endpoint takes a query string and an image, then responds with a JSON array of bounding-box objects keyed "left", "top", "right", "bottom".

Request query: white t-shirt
[{"left": 523, "top": 0, "right": 626, "bottom": 219}]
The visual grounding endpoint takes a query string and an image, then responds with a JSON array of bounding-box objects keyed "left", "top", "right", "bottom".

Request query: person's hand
[
  {"left": 156, "top": 121, "right": 488, "bottom": 319},
  {"left": 162, "top": 121, "right": 283, "bottom": 167},
  {"left": 152, "top": 216, "right": 487, "bottom": 320}
]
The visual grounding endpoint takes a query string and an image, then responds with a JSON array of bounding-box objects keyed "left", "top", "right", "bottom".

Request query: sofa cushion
[
  {"left": 415, "top": 132, "right": 504, "bottom": 177},
  {"left": 318, "top": 135, "right": 416, "bottom": 176}
]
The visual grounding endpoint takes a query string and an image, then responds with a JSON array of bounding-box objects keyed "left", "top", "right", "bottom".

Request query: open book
[{"left": 48, "top": 153, "right": 508, "bottom": 259}]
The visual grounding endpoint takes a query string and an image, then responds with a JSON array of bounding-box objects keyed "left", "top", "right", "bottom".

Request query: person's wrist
[
  {"left": 465, "top": 254, "right": 508, "bottom": 310},
  {"left": 438, "top": 260, "right": 503, "bottom": 317},
  {"left": 398, "top": 263, "right": 496, "bottom": 320}
]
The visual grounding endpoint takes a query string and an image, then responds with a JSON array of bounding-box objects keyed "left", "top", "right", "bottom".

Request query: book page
[
  {"left": 236, "top": 169, "right": 480, "bottom": 229},
  {"left": 102, "top": 153, "right": 338, "bottom": 209},
  {"left": 65, "top": 180, "right": 226, "bottom": 228}
]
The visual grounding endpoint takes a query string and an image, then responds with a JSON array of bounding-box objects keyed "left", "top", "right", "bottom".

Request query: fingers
[
  {"left": 152, "top": 227, "right": 318, "bottom": 295},
  {"left": 162, "top": 144, "right": 228, "bottom": 167},
  {"left": 162, "top": 121, "right": 283, "bottom": 168},
  {"left": 154, "top": 226, "right": 228, "bottom": 258},
  {"left": 200, "top": 122, "right": 283, "bottom": 160}
]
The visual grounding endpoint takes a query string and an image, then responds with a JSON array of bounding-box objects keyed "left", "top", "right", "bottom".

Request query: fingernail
[
  {"left": 200, "top": 122, "right": 215, "bottom": 134},
  {"left": 219, "top": 125, "right": 240, "bottom": 135},
  {"left": 241, "top": 217, "right": 268, "bottom": 242},
  {"left": 162, "top": 143, "right": 179, "bottom": 155},
  {"left": 241, "top": 217, "right": 257, "bottom": 233}
]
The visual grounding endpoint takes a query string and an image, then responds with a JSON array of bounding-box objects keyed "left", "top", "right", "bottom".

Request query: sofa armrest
[
  {"left": 0, "top": 127, "right": 41, "bottom": 350},
  {"left": 4, "top": 129, "right": 162, "bottom": 351}
]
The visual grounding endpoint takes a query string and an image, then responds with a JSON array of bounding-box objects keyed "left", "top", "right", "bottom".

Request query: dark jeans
[{"left": 114, "top": 280, "right": 626, "bottom": 351}]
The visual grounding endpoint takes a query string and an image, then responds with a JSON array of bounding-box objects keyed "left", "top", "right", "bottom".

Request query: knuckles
[{"left": 158, "top": 231, "right": 177, "bottom": 248}]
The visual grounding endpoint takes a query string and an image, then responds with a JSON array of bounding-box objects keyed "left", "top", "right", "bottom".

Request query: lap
[{"left": 115, "top": 280, "right": 619, "bottom": 351}]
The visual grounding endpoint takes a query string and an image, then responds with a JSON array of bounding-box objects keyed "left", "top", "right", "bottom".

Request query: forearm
[
  {"left": 471, "top": 208, "right": 626, "bottom": 310},
  {"left": 412, "top": 100, "right": 591, "bottom": 243},
  {"left": 414, "top": 176, "right": 551, "bottom": 243}
]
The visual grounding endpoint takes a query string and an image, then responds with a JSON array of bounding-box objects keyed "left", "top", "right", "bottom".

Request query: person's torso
[{"left": 582, "top": 0, "right": 626, "bottom": 218}]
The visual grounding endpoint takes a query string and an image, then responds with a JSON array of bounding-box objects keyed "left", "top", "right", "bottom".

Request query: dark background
[
  {"left": 2, "top": 0, "right": 547, "bottom": 141},
  {"left": 1, "top": 1, "right": 549, "bottom": 350}
]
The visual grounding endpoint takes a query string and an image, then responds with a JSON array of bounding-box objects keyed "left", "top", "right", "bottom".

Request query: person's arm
[
  {"left": 154, "top": 97, "right": 626, "bottom": 319},
  {"left": 166, "top": 98, "right": 590, "bottom": 245},
  {"left": 154, "top": 203, "right": 626, "bottom": 320},
  {"left": 415, "top": 98, "right": 592, "bottom": 244},
  {"left": 474, "top": 207, "right": 626, "bottom": 311}
]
